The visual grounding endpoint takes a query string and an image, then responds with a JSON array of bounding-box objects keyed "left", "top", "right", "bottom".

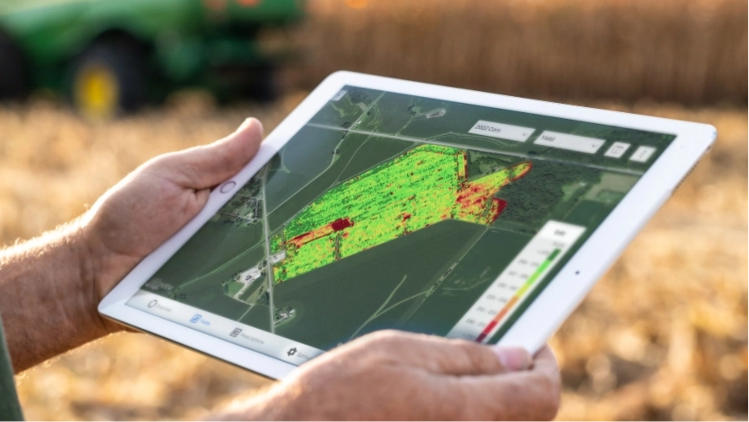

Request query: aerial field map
[{"left": 134, "top": 87, "right": 675, "bottom": 354}]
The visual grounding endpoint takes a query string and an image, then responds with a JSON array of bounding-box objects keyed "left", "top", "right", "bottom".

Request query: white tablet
[{"left": 99, "top": 71, "right": 715, "bottom": 379}]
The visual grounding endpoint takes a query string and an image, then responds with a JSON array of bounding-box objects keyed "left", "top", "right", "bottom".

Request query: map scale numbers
[{"left": 447, "top": 221, "right": 586, "bottom": 343}]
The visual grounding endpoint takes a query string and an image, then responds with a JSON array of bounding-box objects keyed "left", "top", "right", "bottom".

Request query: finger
[
  {"left": 150, "top": 118, "right": 264, "bottom": 189},
  {"left": 531, "top": 345, "right": 559, "bottom": 374},
  {"left": 449, "top": 345, "right": 561, "bottom": 420},
  {"left": 361, "top": 330, "right": 530, "bottom": 376},
  {"left": 493, "top": 345, "right": 533, "bottom": 372}
]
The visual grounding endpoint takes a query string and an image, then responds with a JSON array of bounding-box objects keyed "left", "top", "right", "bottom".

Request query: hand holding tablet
[
  {"left": 216, "top": 331, "right": 560, "bottom": 420},
  {"left": 98, "top": 72, "right": 715, "bottom": 379}
]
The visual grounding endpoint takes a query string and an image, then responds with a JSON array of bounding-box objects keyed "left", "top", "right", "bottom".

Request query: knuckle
[
  {"left": 142, "top": 154, "right": 173, "bottom": 172},
  {"left": 360, "top": 330, "right": 408, "bottom": 352},
  {"left": 448, "top": 337, "right": 478, "bottom": 349},
  {"left": 371, "top": 329, "right": 405, "bottom": 344},
  {"left": 379, "top": 329, "right": 406, "bottom": 339}
]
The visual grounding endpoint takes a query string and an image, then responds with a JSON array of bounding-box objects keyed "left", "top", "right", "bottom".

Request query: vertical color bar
[{"left": 475, "top": 248, "right": 561, "bottom": 342}]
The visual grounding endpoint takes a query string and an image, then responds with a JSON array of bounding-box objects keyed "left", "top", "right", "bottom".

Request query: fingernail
[
  {"left": 493, "top": 347, "right": 531, "bottom": 371},
  {"left": 237, "top": 118, "right": 254, "bottom": 132}
]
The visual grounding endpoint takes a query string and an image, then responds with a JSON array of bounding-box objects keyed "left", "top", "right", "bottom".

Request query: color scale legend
[{"left": 447, "top": 220, "right": 585, "bottom": 343}]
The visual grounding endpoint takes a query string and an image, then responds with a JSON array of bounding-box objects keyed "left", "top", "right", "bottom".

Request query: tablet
[{"left": 99, "top": 71, "right": 716, "bottom": 379}]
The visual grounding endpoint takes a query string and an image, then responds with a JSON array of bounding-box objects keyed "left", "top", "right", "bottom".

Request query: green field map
[{"left": 140, "top": 87, "right": 675, "bottom": 350}]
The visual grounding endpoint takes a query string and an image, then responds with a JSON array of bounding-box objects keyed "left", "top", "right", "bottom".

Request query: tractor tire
[
  {"left": 69, "top": 38, "right": 147, "bottom": 119},
  {"left": 246, "top": 65, "right": 279, "bottom": 103},
  {"left": 214, "top": 64, "right": 279, "bottom": 103},
  {"left": 0, "top": 33, "right": 28, "bottom": 101}
]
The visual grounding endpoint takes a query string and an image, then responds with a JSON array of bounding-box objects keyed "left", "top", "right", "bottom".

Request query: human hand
[
  {"left": 217, "top": 331, "right": 561, "bottom": 421},
  {"left": 0, "top": 118, "right": 263, "bottom": 371},
  {"left": 82, "top": 118, "right": 263, "bottom": 332}
]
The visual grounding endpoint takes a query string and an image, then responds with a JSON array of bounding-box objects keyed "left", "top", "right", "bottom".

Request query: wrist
[
  {"left": 53, "top": 223, "right": 114, "bottom": 340},
  {"left": 75, "top": 220, "right": 129, "bottom": 336},
  {"left": 0, "top": 219, "right": 120, "bottom": 371}
]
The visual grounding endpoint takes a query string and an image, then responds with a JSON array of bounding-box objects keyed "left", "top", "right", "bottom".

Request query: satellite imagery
[{"left": 138, "top": 87, "right": 675, "bottom": 352}]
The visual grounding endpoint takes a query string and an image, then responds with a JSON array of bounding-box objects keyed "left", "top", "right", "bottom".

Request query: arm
[{"left": 0, "top": 119, "right": 263, "bottom": 372}]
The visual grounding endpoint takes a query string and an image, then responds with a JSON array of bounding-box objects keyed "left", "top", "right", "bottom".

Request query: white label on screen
[
  {"left": 629, "top": 146, "right": 657, "bottom": 162},
  {"left": 534, "top": 131, "right": 605, "bottom": 154},
  {"left": 468, "top": 120, "right": 536, "bottom": 142}
]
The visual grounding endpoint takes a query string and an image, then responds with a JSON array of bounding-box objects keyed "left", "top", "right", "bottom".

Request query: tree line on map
[{"left": 498, "top": 160, "right": 601, "bottom": 230}]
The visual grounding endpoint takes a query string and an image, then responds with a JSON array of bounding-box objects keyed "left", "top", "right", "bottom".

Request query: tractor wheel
[
  {"left": 0, "top": 33, "right": 28, "bottom": 101},
  {"left": 70, "top": 39, "right": 147, "bottom": 119},
  {"left": 216, "top": 64, "right": 279, "bottom": 103},
  {"left": 246, "top": 65, "right": 278, "bottom": 103}
]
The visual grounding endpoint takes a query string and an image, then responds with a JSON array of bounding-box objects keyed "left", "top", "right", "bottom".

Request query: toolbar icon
[{"left": 604, "top": 142, "right": 631, "bottom": 158}]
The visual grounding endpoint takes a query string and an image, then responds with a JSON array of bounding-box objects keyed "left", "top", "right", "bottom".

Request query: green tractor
[{"left": 0, "top": 0, "right": 304, "bottom": 119}]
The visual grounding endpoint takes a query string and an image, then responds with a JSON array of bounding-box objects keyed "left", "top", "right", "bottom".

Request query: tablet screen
[{"left": 126, "top": 87, "right": 675, "bottom": 365}]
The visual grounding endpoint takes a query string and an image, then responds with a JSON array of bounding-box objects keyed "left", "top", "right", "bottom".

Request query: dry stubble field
[
  {"left": 1, "top": 0, "right": 746, "bottom": 419},
  {"left": 0, "top": 94, "right": 745, "bottom": 421}
]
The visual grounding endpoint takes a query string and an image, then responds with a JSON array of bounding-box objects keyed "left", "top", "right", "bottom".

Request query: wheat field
[
  {"left": 2, "top": 0, "right": 748, "bottom": 420},
  {"left": 285, "top": 0, "right": 747, "bottom": 105}
]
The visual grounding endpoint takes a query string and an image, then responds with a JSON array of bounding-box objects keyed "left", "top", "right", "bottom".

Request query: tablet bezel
[{"left": 99, "top": 71, "right": 716, "bottom": 380}]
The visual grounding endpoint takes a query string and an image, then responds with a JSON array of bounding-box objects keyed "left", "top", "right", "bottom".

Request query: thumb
[
  {"left": 151, "top": 118, "right": 264, "bottom": 189},
  {"left": 364, "top": 331, "right": 531, "bottom": 376}
]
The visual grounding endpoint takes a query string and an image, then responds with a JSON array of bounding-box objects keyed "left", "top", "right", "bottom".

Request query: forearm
[{"left": 0, "top": 220, "right": 113, "bottom": 372}]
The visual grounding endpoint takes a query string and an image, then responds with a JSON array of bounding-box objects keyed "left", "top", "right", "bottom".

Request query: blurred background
[{"left": 1, "top": 0, "right": 746, "bottom": 420}]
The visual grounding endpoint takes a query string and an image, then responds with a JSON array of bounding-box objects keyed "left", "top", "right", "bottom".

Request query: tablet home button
[{"left": 219, "top": 181, "right": 236, "bottom": 193}]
